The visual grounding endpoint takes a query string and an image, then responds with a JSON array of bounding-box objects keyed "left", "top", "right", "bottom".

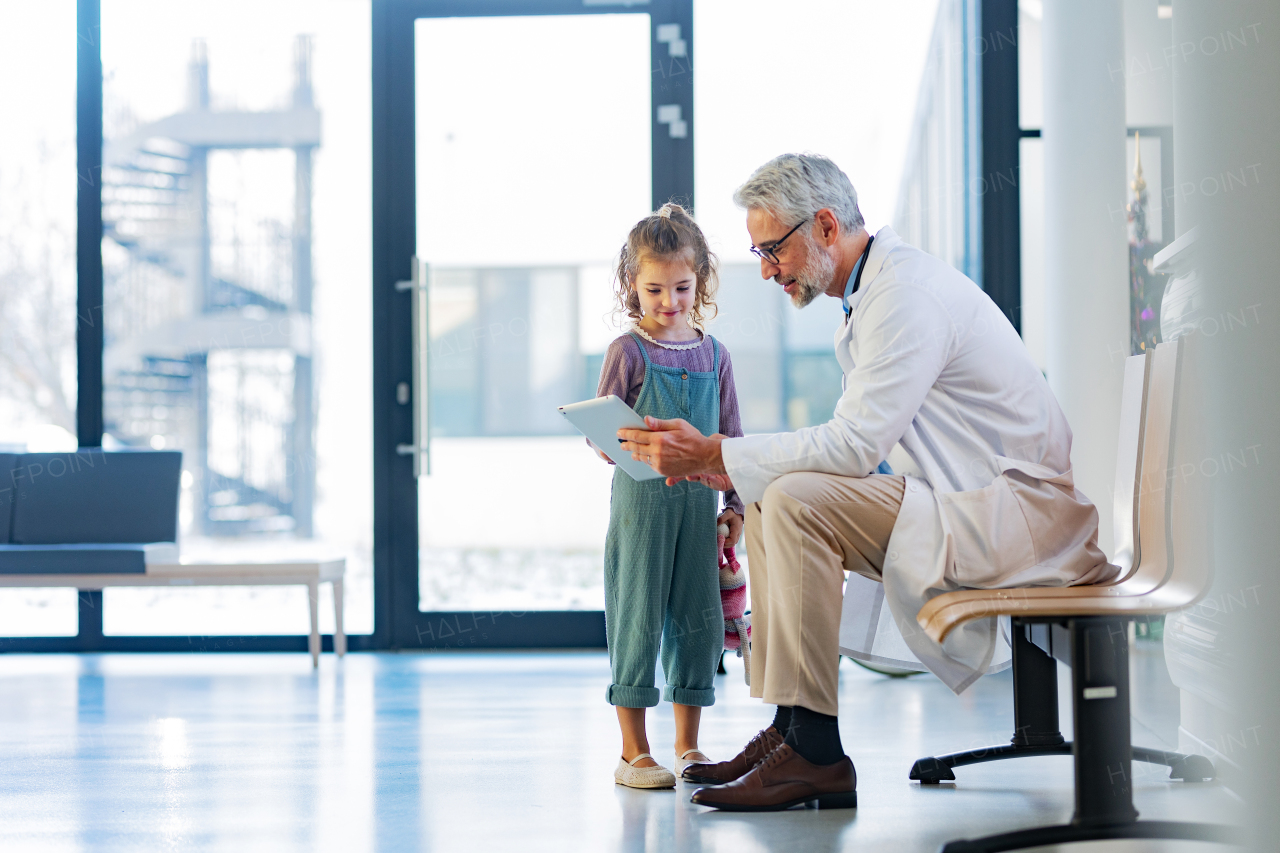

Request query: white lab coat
[{"left": 722, "top": 227, "right": 1117, "bottom": 693}]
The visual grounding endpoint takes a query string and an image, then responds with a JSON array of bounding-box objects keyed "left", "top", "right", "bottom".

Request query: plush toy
[{"left": 717, "top": 523, "right": 751, "bottom": 685}]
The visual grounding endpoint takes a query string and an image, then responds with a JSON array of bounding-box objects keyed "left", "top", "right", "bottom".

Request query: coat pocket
[{"left": 937, "top": 474, "right": 1037, "bottom": 586}]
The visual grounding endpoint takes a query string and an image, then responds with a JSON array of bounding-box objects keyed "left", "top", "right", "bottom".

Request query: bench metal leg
[
  {"left": 1132, "top": 746, "right": 1217, "bottom": 781},
  {"left": 913, "top": 627, "right": 1066, "bottom": 783},
  {"left": 76, "top": 590, "right": 105, "bottom": 652},
  {"left": 1069, "top": 617, "right": 1138, "bottom": 826},
  {"left": 307, "top": 580, "right": 320, "bottom": 668},
  {"left": 912, "top": 742, "right": 1217, "bottom": 785},
  {"left": 332, "top": 578, "right": 346, "bottom": 657},
  {"left": 932, "top": 617, "right": 1238, "bottom": 853},
  {"left": 911, "top": 743, "right": 1072, "bottom": 782},
  {"left": 911, "top": 622, "right": 1217, "bottom": 783}
]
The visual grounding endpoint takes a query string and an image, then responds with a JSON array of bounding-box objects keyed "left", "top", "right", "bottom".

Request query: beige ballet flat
[
  {"left": 674, "top": 748, "right": 711, "bottom": 777},
  {"left": 614, "top": 753, "right": 677, "bottom": 789}
]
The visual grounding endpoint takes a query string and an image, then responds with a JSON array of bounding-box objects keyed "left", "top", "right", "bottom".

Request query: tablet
[{"left": 558, "top": 396, "right": 663, "bottom": 481}]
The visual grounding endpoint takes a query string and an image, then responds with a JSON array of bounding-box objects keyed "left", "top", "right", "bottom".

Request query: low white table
[{"left": 0, "top": 557, "right": 346, "bottom": 667}]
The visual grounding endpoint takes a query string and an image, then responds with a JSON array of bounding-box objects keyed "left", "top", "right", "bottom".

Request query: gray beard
[{"left": 788, "top": 241, "right": 836, "bottom": 308}]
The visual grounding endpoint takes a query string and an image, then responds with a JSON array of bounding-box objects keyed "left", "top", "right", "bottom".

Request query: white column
[{"left": 1042, "top": 0, "right": 1129, "bottom": 555}]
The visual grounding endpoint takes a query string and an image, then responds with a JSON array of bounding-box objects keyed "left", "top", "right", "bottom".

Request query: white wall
[{"left": 1042, "top": 0, "right": 1130, "bottom": 556}]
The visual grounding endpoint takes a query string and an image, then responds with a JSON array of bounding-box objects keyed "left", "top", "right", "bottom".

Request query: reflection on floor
[{"left": 0, "top": 648, "right": 1240, "bottom": 852}]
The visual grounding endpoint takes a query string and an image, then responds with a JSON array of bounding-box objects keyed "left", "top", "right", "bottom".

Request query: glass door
[
  {"left": 366, "top": 0, "right": 701, "bottom": 645},
  {"left": 415, "top": 11, "right": 649, "bottom": 630},
  {"left": 374, "top": 1, "right": 694, "bottom": 646}
]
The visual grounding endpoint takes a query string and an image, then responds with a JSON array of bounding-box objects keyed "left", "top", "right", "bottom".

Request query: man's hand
[
  {"left": 618, "top": 416, "right": 727, "bottom": 484},
  {"left": 717, "top": 509, "right": 743, "bottom": 547},
  {"left": 684, "top": 472, "right": 735, "bottom": 492}
]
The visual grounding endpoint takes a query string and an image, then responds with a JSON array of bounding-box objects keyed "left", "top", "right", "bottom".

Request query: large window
[
  {"left": 0, "top": 4, "right": 80, "bottom": 636},
  {"left": 99, "top": 0, "right": 373, "bottom": 635},
  {"left": 2, "top": 0, "right": 947, "bottom": 643},
  {"left": 696, "top": 0, "right": 941, "bottom": 434}
]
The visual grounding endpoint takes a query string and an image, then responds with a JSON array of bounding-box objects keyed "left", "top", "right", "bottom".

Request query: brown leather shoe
[
  {"left": 680, "top": 727, "right": 784, "bottom": 785},
  {"left": 689, "top": 744, "right": 857, "bottom": 811}
]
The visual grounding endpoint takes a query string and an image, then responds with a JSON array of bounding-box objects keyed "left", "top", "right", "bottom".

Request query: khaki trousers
[{"left": 744, "top": 472, "right": 905, "bottom": 716}]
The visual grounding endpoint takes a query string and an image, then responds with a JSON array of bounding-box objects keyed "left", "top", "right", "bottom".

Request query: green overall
[{"left": 604, "top": 332, "right": 723, "bottom": 708}]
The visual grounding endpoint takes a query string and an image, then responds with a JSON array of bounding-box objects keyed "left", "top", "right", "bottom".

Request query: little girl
[{"left": 594, "top": 204, "right": 745, "bottom": 789}]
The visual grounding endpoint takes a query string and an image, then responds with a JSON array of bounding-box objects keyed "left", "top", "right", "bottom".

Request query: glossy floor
[{"left": 0, "top": 649, "right": 1239, "bottom": 852}]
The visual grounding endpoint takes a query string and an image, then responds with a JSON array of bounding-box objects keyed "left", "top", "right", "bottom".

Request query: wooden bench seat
[{"left": 914, "top": 338, "right": 1242, "bottom": 853}]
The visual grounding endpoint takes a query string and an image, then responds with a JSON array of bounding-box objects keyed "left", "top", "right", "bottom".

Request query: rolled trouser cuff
[
  {"left": 663, "top": 685, "right": 715, "bottom": 707},
  {"left": 607, "top": 684, "right": 661, "bottom": 708}
]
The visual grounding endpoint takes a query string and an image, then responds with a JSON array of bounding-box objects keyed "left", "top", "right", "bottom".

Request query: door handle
[{"left": 395, "top": 257, "right": 430, "bottom": 477}]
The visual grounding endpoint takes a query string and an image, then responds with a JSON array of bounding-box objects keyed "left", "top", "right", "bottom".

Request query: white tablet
[{"left": 558, "top": 395, "right": 663, "bottom": 481}]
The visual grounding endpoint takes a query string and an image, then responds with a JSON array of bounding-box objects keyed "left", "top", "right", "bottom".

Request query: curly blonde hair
[{"left": 613, "top": 203, "right": 719, "bottom": 329}]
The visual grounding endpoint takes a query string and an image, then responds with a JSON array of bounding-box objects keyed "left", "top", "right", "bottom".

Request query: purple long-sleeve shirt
[{"left": 595, "top": 331, "right": 745, "bottom": 517}]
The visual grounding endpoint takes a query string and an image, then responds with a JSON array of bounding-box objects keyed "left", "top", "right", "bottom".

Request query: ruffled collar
[{"left": 631, "top": 325, "right": 706, "bottom": 351}]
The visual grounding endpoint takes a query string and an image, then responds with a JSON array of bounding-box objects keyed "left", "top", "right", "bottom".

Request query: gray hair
[{"left": 732, "top": 153, "right": 865, "bottom": 234}]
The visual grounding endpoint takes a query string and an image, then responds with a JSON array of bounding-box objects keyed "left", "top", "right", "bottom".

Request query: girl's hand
[{"left": 717, "top": 509, "right": 743, "bottom": 548}]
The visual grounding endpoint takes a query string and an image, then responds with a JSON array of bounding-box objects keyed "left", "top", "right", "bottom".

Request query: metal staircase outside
[{"left": 102, "top": 36, "right": 320, "bottom": 537}]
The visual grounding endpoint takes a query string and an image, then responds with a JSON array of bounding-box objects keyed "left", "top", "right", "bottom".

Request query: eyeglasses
[{"left": 749, "top": 218, "right": 808, "bottom": 265}]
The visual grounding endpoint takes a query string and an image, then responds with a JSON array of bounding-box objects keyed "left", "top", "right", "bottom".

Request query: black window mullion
[
  {"left": 76, "top": 0, "right": 104, "bottom": 448},
  {"left": 980, "top": 0, "right": 1022, "bottom": 334},
  {"left": 75, "top": 0, "right": 105, "bottom": 650}
]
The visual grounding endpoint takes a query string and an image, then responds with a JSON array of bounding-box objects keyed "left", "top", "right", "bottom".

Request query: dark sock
[
  {"left": 771, "top": 705, "right": 792, "bottom": 733},
  {"left": 784, "top": 705, "right": 845, "bottom": 766}
]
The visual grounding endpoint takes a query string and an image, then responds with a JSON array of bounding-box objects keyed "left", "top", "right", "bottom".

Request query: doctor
[{"left": 618, "top": 153, "right": 1117, "bottom": 812}]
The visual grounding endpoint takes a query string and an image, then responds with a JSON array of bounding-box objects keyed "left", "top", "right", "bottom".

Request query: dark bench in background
[{"left": 0, "top": 449, "right": 344, "bottom": 666}]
